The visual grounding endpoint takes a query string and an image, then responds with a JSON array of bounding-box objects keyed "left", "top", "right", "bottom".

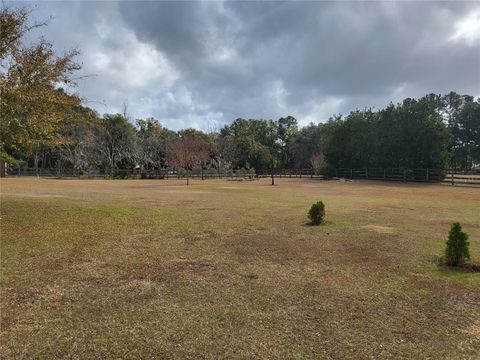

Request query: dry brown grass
[{"left": 1, "top": 177, "right": 479, "bottom": 359}]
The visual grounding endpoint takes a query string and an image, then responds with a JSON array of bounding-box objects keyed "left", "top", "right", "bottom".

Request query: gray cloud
[{"left": 20, "top": 1, "right": 480, "bottom": 129}]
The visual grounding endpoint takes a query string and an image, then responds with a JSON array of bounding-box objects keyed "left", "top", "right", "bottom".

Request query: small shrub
[
  {"left": 445, "top": 222, "right": 470, "bottom": 266},
  {"left": 308, "top": 201, "right": 325, "bottom": 225},
  {"left": 319, "top": 163, "right": 336, "bottom": 178},
  {"left": 235, "top": 168, "right": 248, "bottom": 178}
]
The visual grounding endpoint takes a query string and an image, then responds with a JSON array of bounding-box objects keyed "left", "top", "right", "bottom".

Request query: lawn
[{"left": 1, "top": 177, "right": 479, "bottom": 359}]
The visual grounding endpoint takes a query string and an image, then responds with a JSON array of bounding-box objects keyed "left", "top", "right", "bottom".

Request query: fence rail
[
  {"left": 335, "top": 168, "right": 480, "bottom": 186},
  {"left": 255, "top": 168, "right": 322, "bottom": 178},
  {"left": 5, "top": 167, "right": 254, "bottom": 180},
  {"left": 5, "top": 167, "right": 480, "bottom": 186}
]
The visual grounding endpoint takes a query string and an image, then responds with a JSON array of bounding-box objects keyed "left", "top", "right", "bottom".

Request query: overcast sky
[{"left": 21, "top": 1, "right": 480, "bottom": 130}]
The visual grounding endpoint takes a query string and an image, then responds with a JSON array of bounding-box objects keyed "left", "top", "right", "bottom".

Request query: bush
[
  {"left": 445, "top": 222, "right": 470, "bottom": 266},
  {"left": 308, "top": 201, "right": 325, "bottom": 225},
  {"left": 319, "top": 163, "right": 336, "bottom": 178}
]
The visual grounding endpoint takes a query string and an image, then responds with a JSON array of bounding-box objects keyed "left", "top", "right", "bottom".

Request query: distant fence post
[
  {"left": 366, "top": 168, "right": 369, "bottom": 179},
  {"left": 350, "top": 168, "right": 353, "bottom": 179},
  {"left": 426, "top": 168, "right": 429, "bottom": 182},
  {"left": 383, "top": 168, "right": 386, "bottom": 181},
  {"left": 451, "top": 168, "right": 454, "bottom": 186},
  {"left": 402, "top": 169, "right": 406, "bottom": 182}
]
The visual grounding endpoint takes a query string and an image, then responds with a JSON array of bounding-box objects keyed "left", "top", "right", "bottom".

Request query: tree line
[
  {"left": 1, "top": 6, "right": 479, "bottom": 175},
  {"left": 4, "top": 94, "right": 479, "bottom": 173}
]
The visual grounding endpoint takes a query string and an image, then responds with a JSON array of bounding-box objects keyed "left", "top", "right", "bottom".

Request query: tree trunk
[
  {"left": 0, "top": 160, "right": 6, "bottom": 178},
  {"left": 34, "top": 152, "right": 40, "bottom": 179}
]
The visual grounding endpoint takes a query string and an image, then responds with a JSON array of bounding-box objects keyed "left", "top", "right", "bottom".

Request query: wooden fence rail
[
  {"left": 255, "top": 168, "right": 321, "bottom": 178},
  {"left": 257, "top": 168, "right": 479, "bottom": 186},
  {"left": 5, "top": 167, "right": 254, "bottom": 181},
  {"left": 335, "top": 168, "right": 480, "bottom": 186},
  {"left": 5, "top": 167, "right": 480, "bottom": 187}
]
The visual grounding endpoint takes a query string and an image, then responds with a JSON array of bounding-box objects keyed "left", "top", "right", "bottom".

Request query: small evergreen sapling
[
  {"left": 445, "top": 222, "right": 470, "bottom": 266},
  {"left": 308, "top": 201, "right": 325, "bottom": 225}
]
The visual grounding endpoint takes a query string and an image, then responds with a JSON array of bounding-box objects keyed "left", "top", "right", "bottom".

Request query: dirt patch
[{"left": 362, "top": 225, "right": 395, "bottom": 234}]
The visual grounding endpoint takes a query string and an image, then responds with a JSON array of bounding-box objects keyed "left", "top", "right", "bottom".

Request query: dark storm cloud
[{"left": 22, "top": 1, "right": 480, "bottom": 129}]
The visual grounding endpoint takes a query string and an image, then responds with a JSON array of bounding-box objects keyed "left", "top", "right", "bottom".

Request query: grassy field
[{"left": 1, "top": 177, "right": 479, "bottom": 359}]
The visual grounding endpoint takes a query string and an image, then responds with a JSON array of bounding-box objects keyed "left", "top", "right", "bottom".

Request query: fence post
[
  {"left": 383, "top": 168, "right": 386, "bottom": 181},
  {"left": 366, "top": 168, "right": 369, "bottom": 179},
  {"left": 403, "top": 169, "right": 406, "bottom": 183},
  {"left": 426, "top": 168, "right": 429, "bottom": 182},
  {"left": 451, "top": 168, "right": 454, "bottom": 186},
  {"left": 350, "top": 168, "right": 353, "bottom": 179}
]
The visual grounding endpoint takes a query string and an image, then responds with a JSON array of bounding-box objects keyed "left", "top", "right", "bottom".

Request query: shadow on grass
[
  {"left": 302, "top": 219, "right": 350, "bottom": 228},
  {"left": 436, "top": 257, "right": 480, "bottom": 273}
]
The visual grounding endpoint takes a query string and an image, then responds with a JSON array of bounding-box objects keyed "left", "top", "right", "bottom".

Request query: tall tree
[
  {"left": 56, "top": 105, "right": 99, "bottom": 173},
  {"left": 376, "top": 98, "right": 449, "bottom": 168},
  {"left": 323, "top": 110, "right": 378, "bottom": 168},
  {"left": 277, "top": 116, "right": 299, "bottom": 168},
  {"left": 136, "top": 118, "right": 175, "bottom": 170},
  {"left": 168, "top": 129, "right": 212, "bottom": 184},
  {"left": 218, "top": 118, "right": 278, "bottom": 169},
  {"left": 442, "top": 92, "right": 480, "bottom": 168},
  {"left": 289, "top": 123, "right": 323, "bottom": 169},
  {"left": 94, "top": 114, "right": 138, "bottom": 172},
  {"left": 0, "top": 5, "right": 82, "bottom": 170}
]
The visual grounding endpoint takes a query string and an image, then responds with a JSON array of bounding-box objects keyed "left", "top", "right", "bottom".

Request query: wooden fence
[
  {"left": 335, "top": 168, "right": 480, "bottom": 186},
  {"left": 257, "top": 168, "right": 480, "bottom": 186},
  {"left": 255, "top": 168, "right": 322, "bottom": 178},
  {"left": 5, "top": 167, "right": 253, "bottom": 180},
  {"left": 5, "top": 167, "right": 480, "bottom": 186}
]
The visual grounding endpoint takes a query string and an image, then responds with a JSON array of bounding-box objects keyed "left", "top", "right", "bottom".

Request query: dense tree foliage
[
  {"left": 136, "top": 118, "right": 175, "bottom": 170},
  {"left": 3, "top": 94, "right": 479, "bottom": 174},
  {"left": 442, "top": 92, "right": 480, "bottom": 169},
  {"left": 218, "top": 118, "right": 279, "bottom": 169},
  {"left": 322, "top": 94, "right": 478, "bottom": 170},
  {"left": 289, "top": 123, "right": 323, "bottom": 169},
  {"left": 0, "top": 6, "right": 81, "bottom": 170},
  {"left": 168, "top": 129, "right": 214, "bottom": 171}
]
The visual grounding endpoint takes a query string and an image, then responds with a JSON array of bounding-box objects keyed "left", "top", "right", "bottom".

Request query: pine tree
[
  {"left": 308, "top": 201, "right": 325, "bottom": 225},
  {"left": 445, "top": 222, "right": 470, "bottom": 266}
]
